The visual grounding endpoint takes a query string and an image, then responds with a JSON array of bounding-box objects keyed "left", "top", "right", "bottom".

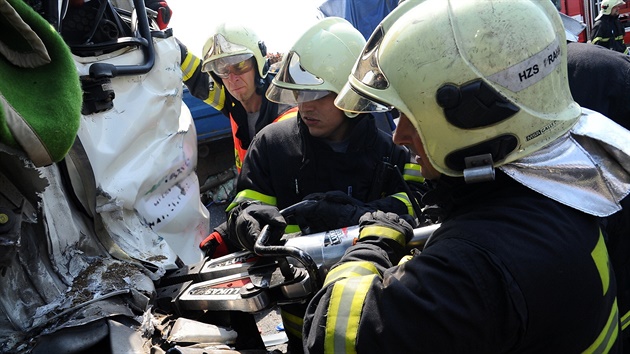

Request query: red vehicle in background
[{"left": 559, "top": 0, "right": 630, "bottom": 43}]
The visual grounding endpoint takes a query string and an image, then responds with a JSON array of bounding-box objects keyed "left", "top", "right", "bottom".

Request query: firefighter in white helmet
[
  {"left": 179, "top": 22, "right": 298, "bottom": 174},
  {"left": 226, "top": 16, "right": 425, "bottom": 353},
  {"left": 178, "top": 22, "right": 299, "bottom": 256},
  {"left": 302, "top": 0, "right": 630, "bottom": 352},
  {"left": 591, "top": 0, "right": 628, "bottom": 53}
]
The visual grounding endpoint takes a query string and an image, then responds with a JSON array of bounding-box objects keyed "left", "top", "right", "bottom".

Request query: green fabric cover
[{"left": 0, "top": 0, "right": 81, "bottom": 164}]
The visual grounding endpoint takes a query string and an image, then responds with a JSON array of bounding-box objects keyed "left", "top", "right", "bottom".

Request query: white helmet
[
  {"left": 597, "top": 0, "right": 625, "bottom": 19},
  {"left": 201, "top": 21, "right": 268, "bottom": 78},
  {"left": 335, "top": 0, "right": 581, "bottom": 177},
  {"left": 266, "top": 17, "right": 366, "bottom": 105}
]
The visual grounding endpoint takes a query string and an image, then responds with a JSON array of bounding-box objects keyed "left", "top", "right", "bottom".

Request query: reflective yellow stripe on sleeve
[
  {"left": 324, "top": 261, "right": 380, "bottom": 287},
  {"left": 582, "top": 299, "right": 619, "bottom": 354},
  {"left": 227, "top": 189, "right": 277, "bottom": 212},
  {"left": 592, "top": 231, "right": 611, "bottom": 296},
  {"left": 203, "top": 84, "right": 226, "bottom": 111},
  {"left": 391, "top": 192, "right": 414, "bottom": 216},
  {"left": 403, "top": 163, "right": 424, "bottom": 183},
  {"left": 359, "top": 225, "right": 406, "bottom": 247},
  {"left": 621, "top": 310, "right": 630, "bottom": 331},
  {"left": 226, "top": 190, "right": 300, "bottom": 234},
  {"left": 281, "top": 309, "right": 304, "bottom": 339},
  {"left": 583, "top": 230, "right": 618, "bottom": 353},
  {"left": 325, "top": 274, "right": 376, "bottom": 354},
  {"left": 181, "top": 52, "right": 199, "bottom": 81}
]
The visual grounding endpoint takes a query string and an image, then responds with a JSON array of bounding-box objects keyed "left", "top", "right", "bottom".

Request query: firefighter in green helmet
[
  {"left": 300, "top": 0, "right": 630, "bottom": 352},
  {"left": 227, "top": 16, "right": 425, "bottom": 354}
]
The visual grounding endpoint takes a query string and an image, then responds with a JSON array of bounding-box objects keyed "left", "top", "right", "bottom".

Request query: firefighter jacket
[
  {"left": 303, "top": 170, "right": 620, "bottom": 354},
  {"left": 567, "top": 42, "right": 630, "bottom": 131},
  {"left": 179, "top": 45, "right": 297, "bottom": 170},
  {"left": 228, "top": 113, "right": 424, "bottom": 234},
  {"left": 567, "top": 42, "right": 630, "bottom": 349},
  {"left": 591, "top": 15, "right": 628, "bottom": 54}
]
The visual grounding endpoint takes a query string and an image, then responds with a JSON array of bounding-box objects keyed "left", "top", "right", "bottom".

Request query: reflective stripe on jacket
[{"left": 303, "top": 171, "right": 621, "bottom": 353}]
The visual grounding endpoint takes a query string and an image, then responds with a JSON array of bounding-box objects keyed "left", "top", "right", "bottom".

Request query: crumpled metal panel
[
  {"left": 0, "top": 35, "right": 210, "bottom": 352},
  {"left": 71, "top": 36, "right": 208, "bottom": 266},
  {"left": 501, "top": 108, "right": 630, "bottom": 217},
  {"left": 0, "top": 153, "right": 155, "bottom": 353}
]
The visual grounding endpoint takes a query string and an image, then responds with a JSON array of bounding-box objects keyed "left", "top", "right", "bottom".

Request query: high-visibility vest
[{"left": 230, "top": 106, "right": 298, "bottom": 172}]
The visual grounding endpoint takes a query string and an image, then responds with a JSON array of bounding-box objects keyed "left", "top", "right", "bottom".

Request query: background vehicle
[{"left": 559, "top": 0, "right": 630, "bottom": 44}]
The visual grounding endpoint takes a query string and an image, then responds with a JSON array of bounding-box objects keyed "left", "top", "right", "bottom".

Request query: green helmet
[
  {"left": 201, "top": 21, "right": 268, "bottom": 78},
  {"left": 266, "top": 17, "right": 366, "bottom": 105},
  {"left": 335, "top": 0, "right": 581, "bottom": 177}
]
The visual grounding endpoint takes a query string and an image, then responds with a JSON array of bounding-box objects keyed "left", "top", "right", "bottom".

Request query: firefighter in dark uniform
[
  {"left": 226, "top": 17, "right": 425, "bottom": 354},
  {"left": 563, "top": 13, "right": 630, "bottom": 351},
  {"left": 269, "top": 0, "right": 629, "bottom": 352},
  {"left": 591, "top": 0, "right": 629, "bottom": 54},
  {"left": 567, "top": 41, "right": 630, "bottom": 130},
  {"left": 178, "top": 22, "right": 298, "bottom": 173},
  {"left": 179, "top": 23, "right": 299, "bottom": 254}
]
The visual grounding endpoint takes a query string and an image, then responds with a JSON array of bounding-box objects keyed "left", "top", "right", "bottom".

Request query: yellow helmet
[
  {"left": 266, "top": 17, "right": 366, "bottom": 105},
  {"left": 201, "top": 21, "right": 268, "bottom": 78},
  {"left": 335, "top": 0, "right": 581, "bottom": 177}
]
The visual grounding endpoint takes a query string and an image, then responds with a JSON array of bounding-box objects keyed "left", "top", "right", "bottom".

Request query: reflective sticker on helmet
[{"left": 487, "top": 37, "right": 561, "bottom": 92}]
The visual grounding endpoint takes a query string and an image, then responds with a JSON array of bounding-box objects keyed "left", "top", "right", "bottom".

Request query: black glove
[
  {"left": 293, "top": 191, "right": 369, "bottom": 234},
  {"left": 358, "top": 211, "right": 414, "bottom": 247},
  {"left": 229, "top": 203, "right": 286, "bottom": 252},
  {"left": 145, "top": 0, "right": 172, "bottom": 29}
]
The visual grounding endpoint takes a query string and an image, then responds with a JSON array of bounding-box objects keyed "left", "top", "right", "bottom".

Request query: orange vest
[{"left": 231, "top": 106, "right": 298, "bottom": 172}]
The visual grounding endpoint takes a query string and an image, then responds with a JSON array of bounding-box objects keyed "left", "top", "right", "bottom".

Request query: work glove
[
  {"left": 199, "top": 222, "right": 232, "bottom": 258},
  {"left": 228, "top": 203, "right": 286, "bottom": 252},
  {"left": 293, "top": 191, "right": 370, "bottom": 234},
  {"left": 145, "top": 0, "right": 172, "bottom": 30},
  {"left": 358, "top": 211, "right": 414, "bottom": 248}
]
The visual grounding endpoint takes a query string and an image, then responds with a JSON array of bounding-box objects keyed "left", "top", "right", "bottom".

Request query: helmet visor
[
  {"left": 275, "top": 51, "right": 324, "bottom": 86},
  {"left": 352, "top": 26, "right": 389, "bottom": 90},
  {"left": 334, "top": 82, "right": 393, "bottom": 113},
  {"left": 205, "top": 33, "right": 248, "bottom": 58},
  {"left": 203, "top": 54, "right": 254, "bottom": 77},
  {"left": 334, "top": 25, "right": 393, "bottom": 113},
  {"left": 266, "top": 84, "right": 332, "bottom": 104}
]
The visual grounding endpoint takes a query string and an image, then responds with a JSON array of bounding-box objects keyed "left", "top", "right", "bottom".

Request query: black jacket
[
  {"left": 567, "top": 42, "right": 630, "bottom": 130},
  {"left": 303, "top": 171, "right": 620, "bottom": 353},
  {"left": 567, "top": 41, "right": 630, "bottom": 351},
  {"left": 591, "top": 14, "right": 627, "bottom": 53},
  {"left": 239, "top": 115, "right": 411, "bottom": 206}
]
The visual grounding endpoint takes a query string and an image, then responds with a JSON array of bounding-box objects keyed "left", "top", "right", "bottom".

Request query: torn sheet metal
[{"left": 71, "top": 36, "right": 209, "bottom": 266}]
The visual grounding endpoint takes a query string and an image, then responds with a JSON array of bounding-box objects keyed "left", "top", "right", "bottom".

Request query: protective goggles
[
  {"left": 205, "top": 54, "right": 255, "bottom": 79},
  {"left": 334, "top": 27, "right": 394, "bottom": 113}
]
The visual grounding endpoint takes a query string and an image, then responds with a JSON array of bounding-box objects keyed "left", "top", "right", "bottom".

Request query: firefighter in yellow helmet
[
  {"left": 302, "top": 0, "right": 630, "bottom": 352},
  {"left": 179, "top": 22, "right": 298, "bottom": 174},
  {"left": 591, "top": 0, "right": 629, "bottom": 53},
  {"left": 179, "top": 22, "right": 299, "bottom": 255},
  {"left": 226, "top": 16, "right": 424, "bottom": 354}
]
